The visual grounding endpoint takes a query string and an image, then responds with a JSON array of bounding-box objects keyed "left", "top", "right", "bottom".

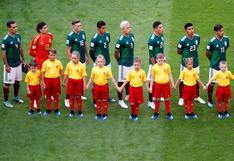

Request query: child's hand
[
  {"left": 148, "top": 88, "right": 152, "bottom": 93},
  {"left": 203, "top": 85, "right": 207, "bottom": 91},
  {"left": 62, "top": 83, "right": 66, "bottom": 88},
  {"left": 41, "top": 82, "right": 46, "bottom": 89},
  {"left": 172, "top": 85, "right": 176, "bottom": 91},
  {"left": 85, "top": 85, "right": 89, "bottom": 91},
  {"left": 117, "top": 87, "right": 122, "bottom": 93},
  {"left": 27, "top": 89, "right": 31, "bottom": 95}
]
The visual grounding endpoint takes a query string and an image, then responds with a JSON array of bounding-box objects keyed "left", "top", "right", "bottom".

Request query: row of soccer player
[
  {"left": 2, "top": 20, "right": 230, "bottom": 119},
  {"left": 24, "top": 49, "right": 234, "bottom": 120}
]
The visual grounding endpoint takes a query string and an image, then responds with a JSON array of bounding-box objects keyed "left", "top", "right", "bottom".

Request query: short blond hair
[
  {"left": 120, "top": 20, "right": 129, "bottom": 29},
  {"left": 95, "top": 54, "right": 106, "bottom": 64}
]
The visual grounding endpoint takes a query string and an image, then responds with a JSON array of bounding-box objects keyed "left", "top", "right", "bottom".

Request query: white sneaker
[
  {"left": 208, "top": 101, "right": 214, "bottom": 108},
  {"left": 64, "top": 99, "right": 70, "bottom": 108},
  {"left": 81, "top": 96, "right": 87, "bottom": 100},
  {"left": 118, "top": 100, "right": 128, "bottom": 109},
  {"left": 147, "top": 101, "right": 155, "bottom": 109},
  {"left": 160, "top": 97, "right": 164, "bottom": 101},
  {"left": 178, "top": 98, "right": 184, "bottom": 106},
  {"left": 125, "top": 95, "right": 129, "bottom": 101},
  {"left": 195, "top": 97, "right": 206, "bottom": 104},
  {"left": 34, "top": 100, "right": 37, "bottom": 109}
]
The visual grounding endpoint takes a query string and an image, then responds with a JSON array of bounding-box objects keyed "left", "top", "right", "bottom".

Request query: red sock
[
  {"left": 36, "top": 99, "right": 40, "bottom": 110},
  {"left": 134, "top": 103, "right": 139, "bottom": 116},
  {"left": 54, "top": 95, "right": 59, "bottom": 110},
  {"left": 117, "top": 82, "right": 123, "bottom": 100},
  {"left": 131, "top": 104, "right": 135, "bottom": 114},
  {"left": 103, "top": 101, "right": 108, "bottom": 115},
  {"left": 69, "top": 96, "right": 74, "bottom": 112},
  {"left": 154, "top": 100, "right": 160, "bottom": 113},
  {"left": 46, "top": 96, "right": 51, "bottom": 110},
  {"left": 224, "top": 99, "right": 229, "bottom": 112},
  {"left": 30, "top": 100, "right": 34, "bottom": 110},
  {"left": 179, "top": 82, "right": 184, "bottom": 98},
  {"left": 77, "top": 96, "right": 82, "bottom": 112},
  {"left": 189, "top": 100, "right": 194, "bottom": 113},
  {"left": 217, "top": 100, "right": 222, "bottom": 112},
  {"left": 208, "top": 84, "right": 214, "bottom": 102},
  {"left": 196, "top": 82, "right": 200, "bottom": 98},
  {"left": 165, "top": 100, "right": 170, "bottom": 113},
  {"left": 3, "top": 85, "right": 10, "bottom": 101},
  {"left": 184, "top": 100, "right": 189, "bottom": 113},
  {"left": 96, "top": 101, "right": 101, "bottom": 114}
]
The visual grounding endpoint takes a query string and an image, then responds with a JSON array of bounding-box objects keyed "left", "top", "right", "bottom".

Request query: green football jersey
[
  {"left": 1, "top": 33, "right": 22, "bottom": 67},
  {"left": 177, "top": 34, "right": 200, "bottom": 68},
  {"left": 115, "top": 33, "right": 134, "bottom": 67},
  {"left": 206, "top": 36, "right": 229, "bottom": 70},
  {"left": 66, "top": 30, "right": 86, "bottom": 63},
  {"left": 147, "top": 33, "right": 164, "bottom": 64},
  {"left": 90, "top": 32, "right": 110, "bottom": 65}
]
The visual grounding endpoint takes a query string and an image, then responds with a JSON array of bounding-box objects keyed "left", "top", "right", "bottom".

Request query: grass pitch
[{"left": 1, "top": 0, "right": 234, "bottom": 160}]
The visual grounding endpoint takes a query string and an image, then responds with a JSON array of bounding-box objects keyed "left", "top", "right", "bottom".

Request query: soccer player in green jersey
[
  {"left": 177, "top": 23, "right": 206, "bottom": 106},
  {"left": 2, "top": 20, "right": 25, "bottom": 108},
  {"left": 65, "top": 19, "right": 89, "bottom": 107},
  {"left": 147, "top": 21, "right": 164, "bottom": 109},
  {"left": 114, "top": 21, "right": 134, "bottom": 109},
  {"left": 89, "top": 20, "right": 116, "bottom": 107},
  {"left": 206, "top": 24, "right": 229, "bottom": 107}
]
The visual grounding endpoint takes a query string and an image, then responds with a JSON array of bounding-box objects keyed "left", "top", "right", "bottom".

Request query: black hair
[
  {"left": 153, "top": 21, "right": 162, "bottom": 29},
  {"left": 97, "top": 20, "right": 106, "bottom": 28},
  {"left": 6, "top": 20, "right": 16, "bottom": 28},
  {"left": 36, "top": 21, "right": 47, "bottom": 33},
  {"left": 72, "top": 19, "right": 80, "bottom": 25},
  {"left": 214, "top": 24, "right": 223, "bottom": 31},
  {"left": 184, "top": 23, "right": 193, "bottom": 30}
]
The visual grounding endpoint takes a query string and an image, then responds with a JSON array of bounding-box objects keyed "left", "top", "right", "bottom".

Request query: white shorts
[
  {"left": 82, "top": 62, "right": 86, "bottom": 67},
  {"left": 93, "top": 63, "right": 111, "bottom": 70},
  {"left": 118, "top": 65, "right": 133, "bottom": 82},
  {"left": 180, "top": 65, "right": 200, "bottom": 75},
  {"left": 209, "top": 68, "right": 219, "bottom": 83},
  {"left": 3, "top": 64, "right": 22, "bottom": 84},
  {"left": 147, "top": 64, "right": 153, "bottom": 81}
]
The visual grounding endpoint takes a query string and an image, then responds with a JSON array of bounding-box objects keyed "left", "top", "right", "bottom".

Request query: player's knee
[{"left": 3, "top": 84, "right": 10, "bottom": 88}]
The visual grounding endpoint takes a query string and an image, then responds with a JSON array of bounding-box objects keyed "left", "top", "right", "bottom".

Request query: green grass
[{"left": 1, "top": 0, "right": 234, "bottom": 160}]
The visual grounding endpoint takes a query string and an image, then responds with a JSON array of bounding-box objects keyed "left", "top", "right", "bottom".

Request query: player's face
[
  {"left": 123, "top": 24, "right": 131, "bottom": 35},
  {"left": 40, "top": 25, "right": 49, "bottom": 34},
  {"left": 220, "top": 64, "right": 227, "bottom": 72},
  {"left": 71, "top": 54, "right": 79, "bottom": 64},
  {"left": 98, "top": 25, "right": 106, "bottom": 35},
  {"left": 186, "top": 26, "right": 194, "bottom": 36},
  {"left": 48, "top": 53, "right": 56, "bottom": 61},
  {"left": 133, "top": 62, "right": 141, "bottom": 70},
  {"left": 30, "top": 66, "right": 37, "bottom": 72},
  {"left": 216, "top": 28, "right": 224, "bottom": 38},
  {"left": 73, "top": 22, "right": 82, "bottom": 33},
  {"left": 186, "top": 61, "right": 193, "bottom": 69},
  {"left": 155, "top": 24, "right": 164, "bottom": 35},
  {"left": 97, "top": 58, "right": 104, "bottom": 67},
  {"left": 8, "top": 23, "right": 17, "bottom": 34}
]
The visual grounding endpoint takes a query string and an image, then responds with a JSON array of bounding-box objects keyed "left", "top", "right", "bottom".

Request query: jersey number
[
  {"left": 220, "top": 47, "right": 225, "bottom": 53},
  {"left": 190, "top": 45, "right": 196, "bottom": 51}
]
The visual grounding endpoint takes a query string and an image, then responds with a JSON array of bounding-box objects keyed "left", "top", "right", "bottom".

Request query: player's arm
[
  {"left": 89, "top": 39, "right": 96, "bottom": 62},
  {"left": 2, "top": 50, "right": 11, "bottom": 73},
  {"left": 114, "top": 40, "right": 121, "bottom": 62},
  {"left": 83, "top": 76, "right": 87, "bottom": 91},
  {"left": 197, "top": 79, "right": 206, "bottom": 90},
  {"left": 206, "top": 42, "right": 212, "bottom": 60},
  {"left": 29, "top": 36, "right": 38, "bottom": 57},
  {"left": 174, "top": 78, "right": 181, "bottom": 89},
  {"left": 84, "top": 42, "right": 89, "bottom": 64},
  {"left": 120, "top": 80, "right": 129, "bottom": 91},
  {"left": 177, "top": 40, "right": 184, "bottom": 55},
  {"left": 40, "top": 71, "right": 46, "bottom": 89},
  {"left": 62, "top": 74, "right": 68, "bottom": 87},
  {"left": 109, "top": 77, "right": 120, "bottom": 91},
  {"left": 148, "top": 41, "right": 156, "bottom": 64},
  {"left": 19, "top": 44, "right": 25, "bottom": 64},
  {"left": 149, "top": 75, "right": 154, "bottom": 93},
  {"left": 66, "top": 46, "right": 72, "bottom": 60},
  {"left": 86, "top": 78, "right": 93, "bottom": 91}
]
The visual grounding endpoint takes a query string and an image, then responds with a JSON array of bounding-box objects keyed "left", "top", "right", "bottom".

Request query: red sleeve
[
  {"left": 29, "top": 34, "right": 40, "bottom": 57},
  {"left": 48, "top": 33, "right": 53, "bottom": 47}
]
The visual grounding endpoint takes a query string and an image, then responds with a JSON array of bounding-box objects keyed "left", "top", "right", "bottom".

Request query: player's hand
[
  {"left": 148, "top": 88, "right": 152, "bottom": 93},
  {"left": 42, "top": 82, "right": 46, "bottom": 89},
  {"left": 85, "top": 86, "right": 89, "bottom": 91},
  {"left": 62, "top": 83, "right": 66, "bottom": 88},
  {"left": 172, "top": 86, "right": 176, "bottom": 91},
  {"left": 203, "top": 86, "right": 207, "bottom": 91},
  {"left": 117, "top": 87, "right": 122, "bottom": 93},
  {"left": 86, "top": 57, "right": 90, "bottom": 65},
  {"left": 5, "top": 64, "right": 11, "bottom": 73}
]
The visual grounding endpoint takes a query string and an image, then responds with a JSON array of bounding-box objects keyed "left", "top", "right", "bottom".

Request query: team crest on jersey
[
  {"left": 126, "top": 41, "right": 129, "bottom": 44},
  {"left": 75, "top": 39, "right": 78, "bottom": 42},
  {"left": 99, "top": 40, "right": 102, "bottom": 43},
  {"left": 56, "top": 65, "right": 58, "bottom": 68},
  {"left": 186, "top": 44, "right": 189, "bottom": 46},
  {"left": 216, "top": 45, "right": 219, "bottom": 48},
  {"left": 139, "top": 75, "right": 142, "bottom": 78},
  {"left": 103, "top": 72, "right": 107, "bottom": 75},
  {"left": 10, "top": 41, "right": 13, "bottom": 44},
  {"left": 77, "top": 69, "right": 79, "bottom": 73}
]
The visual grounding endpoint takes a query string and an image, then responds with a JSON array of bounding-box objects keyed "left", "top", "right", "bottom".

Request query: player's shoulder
[
  {"left": 119, "top": 34, "right": 124, "bottom": 41},
  {"left": 56, "top": 59, "right": 62, "bottom": 64},
  {"left": 194, "top": 34, "right": 200, "bottom": 38},
  {"left": 47, "top": 32, "right": 53, "bottom": 38},
  {"left": 81, "top": 29, "right": 86, "bottom": 33},
  {"left": 105, "top": 32, "right": 110, "bottom": 36},
  {"left": 93, "top": 33, "right": 98, "bottom": 39},
  {"left": 2, "top": 34, "right": 9, "bottom": 41},
  {"left": 68, "top": 31, "right": 74, "bottom": 37},
  {"left": 140, "top": 69, "right": 146, "bottom": 74},
  {"left": 180, "top": 36, "right": 187, "bottom": 42},
  {"left": 130, "top": 32, "right": 134, "bottom": 37},
  {"left": 210, "top": 36, "right": 216, "bottom": 42},
  {"left": 223, "top": 35, "right": 229, "bottom": 40}
]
